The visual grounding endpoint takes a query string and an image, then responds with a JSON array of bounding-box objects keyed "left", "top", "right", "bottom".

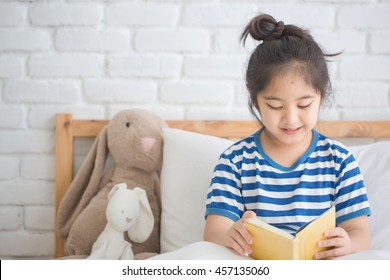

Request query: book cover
[{"left": 245, "top": 206, "right": 336, "bottom": 260}]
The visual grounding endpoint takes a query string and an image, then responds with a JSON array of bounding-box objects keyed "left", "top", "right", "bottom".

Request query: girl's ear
[{"left": 126, "top": 187, "right": 154, "bottom": 243}]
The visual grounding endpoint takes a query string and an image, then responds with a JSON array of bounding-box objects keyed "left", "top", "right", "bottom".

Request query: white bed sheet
[{"left": 150, "top": 241, "right": 390, "bottom": 260}]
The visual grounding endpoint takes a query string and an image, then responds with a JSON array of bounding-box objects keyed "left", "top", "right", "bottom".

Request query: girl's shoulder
[
  {"left": 314, "top": 130, "right": 354, "bottom": 158},
  {"left": 221, "top": 130, "right": 259, "bottom": 157}
]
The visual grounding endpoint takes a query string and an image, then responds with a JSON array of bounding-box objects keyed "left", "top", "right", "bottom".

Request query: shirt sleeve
[
  {"left": 205, "top": 151, "right": 245, "bottom": 222},
  {"left": 334, "top": 151, "right": 371, "bottom": 225}
]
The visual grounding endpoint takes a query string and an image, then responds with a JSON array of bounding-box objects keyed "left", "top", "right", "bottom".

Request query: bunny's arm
[
  {"left": 121, "top": 242, "right": 134, "bottom": 260},
  {"left": 88, "top": 239, "right": 108, "bottom": 259}
]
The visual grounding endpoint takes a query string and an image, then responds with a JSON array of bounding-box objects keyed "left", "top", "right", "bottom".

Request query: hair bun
[
  {"left": 241, "top": 14, "right": 285, "bottom": 44},
  {"left": 265, "top": 21, "right": 284, "bottom": 41}
]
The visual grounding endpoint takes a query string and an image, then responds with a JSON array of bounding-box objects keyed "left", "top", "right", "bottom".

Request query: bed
[{"left": 55, "top": 113, "right": 390, "bottom": 259}]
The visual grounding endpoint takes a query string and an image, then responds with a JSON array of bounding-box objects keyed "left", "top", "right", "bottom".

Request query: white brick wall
[{"left": 0, "top": 0, "right": 389, "bottom": 259}]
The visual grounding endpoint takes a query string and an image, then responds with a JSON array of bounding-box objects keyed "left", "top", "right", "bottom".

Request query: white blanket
[
  {"left": 149, "top": 241, "right": 250, "bottom": 260},
  {"left": 150, "top": 241, "right": 390, "bottom": 260}
]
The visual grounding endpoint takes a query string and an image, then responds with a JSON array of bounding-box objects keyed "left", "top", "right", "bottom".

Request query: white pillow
[
  {"left": 350, "top": 141, "right": 390, "bottom": 251},
  {"left": 160, "top": 128, "right": 233, "bottom": 253}
]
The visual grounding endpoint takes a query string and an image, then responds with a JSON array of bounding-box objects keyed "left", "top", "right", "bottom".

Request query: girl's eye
[
  {"left": 267, "top": 104, "right": 283, "bottom": 110},
  {"left": 298, "top": 102, "right": 312, "bottom": 109}
]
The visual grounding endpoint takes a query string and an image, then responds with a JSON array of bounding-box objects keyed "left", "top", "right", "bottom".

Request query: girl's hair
[{"left": 241, "top": 14, "right": 338, "bottom": 121}]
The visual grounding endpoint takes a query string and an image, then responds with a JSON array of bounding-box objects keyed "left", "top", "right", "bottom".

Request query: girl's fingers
[
  {"left": 226, "top": 212, "right": 256, "bottom": 256},
  {"left": 315, "top": 246, "right": 347, "bottom": 260},
  {"left": 229, "top": 223, "right": 252, "bottom": 255},
  {"left": 318, "top": 237, "right": 344, "bottom": 248},
  {"left": 241, "top": 211, "right": 256, "bottom": 244},
  {"left": 234, "top": 211, "right": 256, "bottom": 254},
  {"left": 316, "top": 227, "right": 351, "bottom": 259}
]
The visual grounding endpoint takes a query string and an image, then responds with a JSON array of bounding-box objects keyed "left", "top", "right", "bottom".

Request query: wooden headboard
[{"left": 55, "top": 113, "right": 390, "bottom": 257}]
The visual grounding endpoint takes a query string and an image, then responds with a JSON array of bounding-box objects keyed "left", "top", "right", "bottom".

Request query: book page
[
  {"left": 295, "top": 207, "right": 336, "bottom": 260},
  {"left": 246, "top": 218, "right": 296, "bottom": 260}
]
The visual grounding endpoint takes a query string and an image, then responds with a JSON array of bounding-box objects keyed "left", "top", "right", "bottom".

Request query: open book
[{"left": 245, "top": 207, "right": 336, "bottom": 260}]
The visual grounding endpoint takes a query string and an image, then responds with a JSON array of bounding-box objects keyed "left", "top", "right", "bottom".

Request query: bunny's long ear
[
  {"left": 57, "top": 126, "right": 109, "bottom": 238},
  {"left": 127, "top": 187, "right": 154, "bottom": 243}
]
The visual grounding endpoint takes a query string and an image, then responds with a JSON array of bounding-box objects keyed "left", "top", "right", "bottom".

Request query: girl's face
[{"left": 256, "top": 71, "right": 322, "bottom": 147}]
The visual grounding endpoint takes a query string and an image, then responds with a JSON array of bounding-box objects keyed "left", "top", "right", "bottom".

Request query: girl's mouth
[{"left": 281, "top": 127, "right": 301, "bottom": 134}]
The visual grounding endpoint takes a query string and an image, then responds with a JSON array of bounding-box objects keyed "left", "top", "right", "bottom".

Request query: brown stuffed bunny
[{"left": 57, "top": 109, "right": 167, "bottom": 258}]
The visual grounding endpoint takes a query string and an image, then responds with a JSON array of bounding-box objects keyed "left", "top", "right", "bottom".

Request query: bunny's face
[
  {"left": 106, "top": 188, "right": 140, "bottom": 232},
  {"left": 107, "top": 109, "right": 167, "bottom": 172}
]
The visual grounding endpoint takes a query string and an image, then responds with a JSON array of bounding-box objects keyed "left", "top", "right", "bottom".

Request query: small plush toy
[
  {"left": 88, "top": 183, "right": 154, "bottom": 260},
  {"left": 57, "top": 109, "right": 167, "bottom": 258}
]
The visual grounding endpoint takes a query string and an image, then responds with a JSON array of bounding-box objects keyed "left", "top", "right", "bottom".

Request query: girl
[{"left": 203, "top": 14, "right": 371, "bottom": 260}]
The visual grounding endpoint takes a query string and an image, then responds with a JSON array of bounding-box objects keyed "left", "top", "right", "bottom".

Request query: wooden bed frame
[{"left": 55, "top": 113, "right": 390, "bottom": 257}]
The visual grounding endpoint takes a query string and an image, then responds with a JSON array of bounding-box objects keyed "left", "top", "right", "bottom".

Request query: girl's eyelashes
[
  {"left": 298, "top": 102, "right": 312, "bottom": 109},
  {"left": 266, "top": 102, "right": 313, "bottom": 110},
  {"left": 266, "top": 103, "right": 283, "bottom": 110}
]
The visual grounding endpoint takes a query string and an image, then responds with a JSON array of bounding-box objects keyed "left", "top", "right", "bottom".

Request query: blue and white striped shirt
[{"left": 205, "top": 129, "right": 371, "bottom": 235}]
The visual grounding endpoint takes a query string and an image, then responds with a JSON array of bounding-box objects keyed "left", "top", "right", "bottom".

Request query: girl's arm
[
  {"left": 315, "top": 215, "right": 371, "bottom": 259},
  {"left": 203, "top": 211, "right": 256, "bottom": 256}
]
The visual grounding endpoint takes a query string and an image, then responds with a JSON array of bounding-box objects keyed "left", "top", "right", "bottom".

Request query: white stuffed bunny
[{"left": 88, "top": 183, "right": 154, "bottom": 259}]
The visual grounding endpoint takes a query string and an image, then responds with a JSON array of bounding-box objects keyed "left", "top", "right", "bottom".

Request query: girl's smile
[{"left": 281, "top": 126, "right": 302, "bottom": 135}]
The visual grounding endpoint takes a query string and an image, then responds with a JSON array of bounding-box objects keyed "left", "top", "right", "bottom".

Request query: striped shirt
[{"left": 205, "top": 128, "right": 371, "bottom": 235}]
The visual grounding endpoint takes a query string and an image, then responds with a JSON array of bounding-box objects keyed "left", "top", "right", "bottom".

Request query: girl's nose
[{"left": 283, "top": 107, "right": 299, "bottom": 124}]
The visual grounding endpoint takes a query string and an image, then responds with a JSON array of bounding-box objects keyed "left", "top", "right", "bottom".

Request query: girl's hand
[
  {"left": 223, "top": 211, "right": 256, "bottom": 256},
  {"left": 314, "top": 227, "right": 352, "bottom": 259},
  {"left": 314, "top": 215, "right": 370, "bottom": 260}
]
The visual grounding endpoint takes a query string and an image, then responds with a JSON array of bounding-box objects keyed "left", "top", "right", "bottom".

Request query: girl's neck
[{"left": 260, "top": 128, "right": 313, "bottom": 169}]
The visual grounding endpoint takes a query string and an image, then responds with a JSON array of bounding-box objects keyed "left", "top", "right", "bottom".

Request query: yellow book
[{"left": 245, "top": 207, "right": 336, "bottom": 260}]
